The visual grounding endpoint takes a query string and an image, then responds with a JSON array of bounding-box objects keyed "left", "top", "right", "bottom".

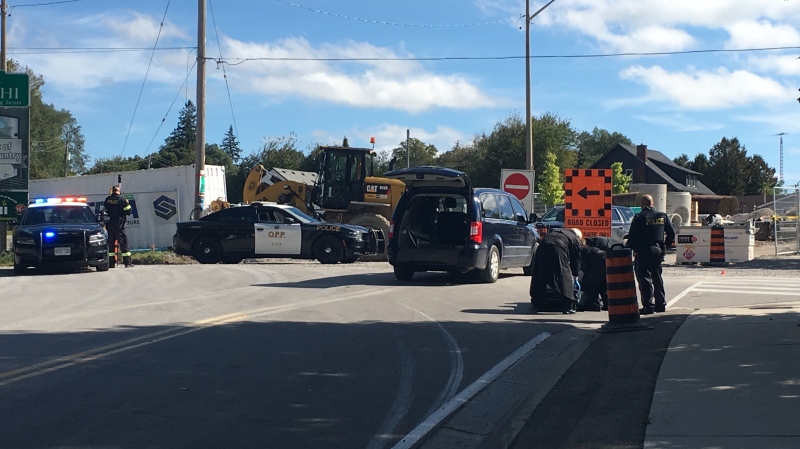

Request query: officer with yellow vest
[
  {"left": 626, "top": 194, "right": 675, "bottom": 314},
  {"left": 104, "top": 185, "right": 134, "bottom": 267}
]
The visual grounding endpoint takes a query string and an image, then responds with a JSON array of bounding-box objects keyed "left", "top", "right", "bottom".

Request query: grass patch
[
  {"left": 130, "top": 249, "right": 196, "bottom": 265},
  {"left": 0, "top": 251, "right": 12, "bottom": 267}
]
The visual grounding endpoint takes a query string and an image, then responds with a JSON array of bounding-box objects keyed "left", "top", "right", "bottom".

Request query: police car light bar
[{"left": 32, "top": 197, "right": 88, "bottom": 204}]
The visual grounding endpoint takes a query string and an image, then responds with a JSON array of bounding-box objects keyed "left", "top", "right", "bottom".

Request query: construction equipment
[{"left": 241, "top": 146, "right": 405, "bottom": 259}]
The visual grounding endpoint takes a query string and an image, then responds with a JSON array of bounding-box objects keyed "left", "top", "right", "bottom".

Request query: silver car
[{"left": 534, "top": 205, "right": 635, "bottom": 241}]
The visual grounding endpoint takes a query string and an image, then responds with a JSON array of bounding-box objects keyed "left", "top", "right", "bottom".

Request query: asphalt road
[
  {"left": 1, "top": 260, "right": 781, "bottom": 449},
  {"left": 0, "top": 262, "right": 610, "bottom": 449}
]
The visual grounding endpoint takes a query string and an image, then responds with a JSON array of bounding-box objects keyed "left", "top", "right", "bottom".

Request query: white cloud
[
  {"left": 75, "top": 12, "right": 190, "bottom": 44},
  {"left": 635, "top": 114, "right": 724, "bottom": 132},
  {"left": 725, "top": 20, "right": 800, "bottom": 49},
  {"left": 313, "top": 124, "right": 468, "bottom": 154},
  {"left": 620, "top": 65, "right": 791, "bottom": 109},
  {"left": 222, "top": 37, "right": 498, "bottom": 113},
  {"left": 743, "top": 55, "right": 800, "bottom": 76}
]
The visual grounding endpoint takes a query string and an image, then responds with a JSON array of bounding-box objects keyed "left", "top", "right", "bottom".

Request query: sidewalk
[{"left": 645, "top": 304, "right": 800, "bottom": 449}]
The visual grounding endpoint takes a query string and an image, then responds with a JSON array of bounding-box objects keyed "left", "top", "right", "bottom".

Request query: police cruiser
[
  {"left": 11, "top": 197, "right": 110, "bottom": 274},
  {"left": 173, "top": 202, "right": 385, "bottom": 264}
]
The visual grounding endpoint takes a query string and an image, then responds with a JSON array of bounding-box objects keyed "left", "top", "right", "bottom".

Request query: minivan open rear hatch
[{"left": 384, "top": 166, "right": 471, "bottom": 189}]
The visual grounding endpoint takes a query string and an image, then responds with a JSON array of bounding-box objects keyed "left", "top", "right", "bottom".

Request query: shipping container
[{"left": 29, "top": 165, "right": 227, "bottom": 250}]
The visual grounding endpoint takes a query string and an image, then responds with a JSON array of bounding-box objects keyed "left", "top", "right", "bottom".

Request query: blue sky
[{"left": 7, "top": 0, "right": 800, "bottom": 186}]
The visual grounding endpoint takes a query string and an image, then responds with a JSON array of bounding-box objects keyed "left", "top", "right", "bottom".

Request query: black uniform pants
[
  {"left": 107, "top": 220, "right": 130, "bottom": 257},
  {"left": 581, "top": 281, "right": 607, "bottom": 310},
  {"left": 634, "top": 246, "right": 665, "bottom": 310}
]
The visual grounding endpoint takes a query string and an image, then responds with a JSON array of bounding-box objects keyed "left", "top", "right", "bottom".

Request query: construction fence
[{"left": 773, "top": 187, "right": 800, "bottom": 256}]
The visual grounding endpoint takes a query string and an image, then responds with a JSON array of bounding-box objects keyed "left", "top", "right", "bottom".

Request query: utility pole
[
  {"left": 406, "top": 129, "right": 410, "bottom": 168},
  {"left": 194, "top": 0, "right": 206, "bottom": 218},
  {"left": 1, "top": 0, "right": 6, "bottom": 72},
  {"left": 524, "top": 0, "right": 556, "bottom": 172},
  {"left": 63, "top": 132, "right": 70, "bottom": 177}
]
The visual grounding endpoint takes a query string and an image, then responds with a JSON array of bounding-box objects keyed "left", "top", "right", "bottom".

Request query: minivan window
[
  {"left": 612, "top": 208, "right": 623, "bottom": 224},
  {"left": 541, "top": 208, "right": 565, "bottom": 222},
  {"left": 480, "top": 193, "right": 500, "bottom": 219},
  {"left": 618, "top": 207, "right": 635, "bottom": 222},
  {"left": 509, "top": 197, "right": 528, "bottom": 221},
  {"left": 497, "top": 194, "right": 515, "bottom": 220}
]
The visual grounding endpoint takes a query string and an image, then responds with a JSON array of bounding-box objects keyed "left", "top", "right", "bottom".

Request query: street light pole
[{"left": 525, "top": 0, "right": 556, "bottom": 172}]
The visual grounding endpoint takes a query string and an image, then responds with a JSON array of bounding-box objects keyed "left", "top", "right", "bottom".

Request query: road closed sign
[
  {"left": 564, "top": 169, "right": 612, "bottom": 238},
  {"left": 501, "top": 169, "right": 535, "bottom": 214}
]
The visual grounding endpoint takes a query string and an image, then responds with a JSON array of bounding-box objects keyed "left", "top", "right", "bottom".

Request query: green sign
[
  {"left": 0, "top": 191, "right": 28, "bottom": 221},
  {"left": 0, "top": 72, "right": 30, "bottom": 108}
]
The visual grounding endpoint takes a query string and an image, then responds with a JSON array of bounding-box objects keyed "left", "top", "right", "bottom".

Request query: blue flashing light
[
  {"left": 34, "top": 198, "right": 45, "bottom": 204},
  {"left": 44, "top": 231, "right": 56, "bottom": 239}
]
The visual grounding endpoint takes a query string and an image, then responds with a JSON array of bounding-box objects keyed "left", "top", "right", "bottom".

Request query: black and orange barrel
[
  {"left": 710, "top": 226, "right": 725, "bottom": 264},
  {"left": 604, "top": 244, "right": 640, "bottom": 324}
]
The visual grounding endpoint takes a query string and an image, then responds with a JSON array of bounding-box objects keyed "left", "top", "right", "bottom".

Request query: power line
[
  {"left": 142, "top": 59, "right": 198, "bottom": 157},
  {"left": 120, "top": 0, "right": 171, "bottom": 158},
  {"left": 209, "top": 0, "right": 239, "bottom": 140},
  {"left": 213, "top": 45, "right": 800, "bottom": 65},
  {"left": 8, "top": 46, "right": 195, "bottom": 55},
  {"left": 9, "top": 0, "right": 83, "bottom": 8},
  {"left": 273, "top": 0, "right": 507, "bottom": 28}
]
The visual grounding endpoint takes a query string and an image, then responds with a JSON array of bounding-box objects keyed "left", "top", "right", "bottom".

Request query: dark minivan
[{"left": 385, "top": 166, "right": 539, "bottom": 283}]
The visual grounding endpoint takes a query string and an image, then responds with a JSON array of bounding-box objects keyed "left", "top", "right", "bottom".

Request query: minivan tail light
[
  {"left": 469, "top": 221, "right": 482, "bottom": 244},
  {"left": 388, "top": 221, "right": 395, "bottom": 239}
]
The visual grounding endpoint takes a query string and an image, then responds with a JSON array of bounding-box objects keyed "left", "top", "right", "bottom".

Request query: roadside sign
[
  {"left": 564, "top": 169, "right": 612, "bottom": 238},
  {"left": 0, "top": 191, "right": 28, "bottom": 221},
  {"left": 0, "top": 72, "right": 30, "bottom": 108},
  {"left": 501, "top": 169, "right": 535, "bottom": 214}
]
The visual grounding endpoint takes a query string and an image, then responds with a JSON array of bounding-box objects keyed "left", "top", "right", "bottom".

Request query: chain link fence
[{"left": 773, "top": 187, "right": 800, "bottom": 256}]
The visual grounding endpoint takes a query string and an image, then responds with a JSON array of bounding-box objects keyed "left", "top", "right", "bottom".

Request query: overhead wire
[
  {"left": 273, "top": 0, "right": 507, "bottom": 27},
  {"left": 9, "top": 0, "right": 83, "bottom": 8},
  {"left": 119, "top": 0, "right": 172, "bottom": 158},
  {"left": 142, "top": 59, "right": 198, "bottom": 157},
  {"left": 212, "top": 45, "right": 800, "bottom": 65},
  {"left": 8, "top": 46, "right": 195, "bottom": 55},
  {"left": 209, "top": 0, "right": 239, "bottom": 140}
]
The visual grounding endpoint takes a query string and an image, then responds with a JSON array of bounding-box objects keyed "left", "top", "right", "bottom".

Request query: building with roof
[{"left": 590, "top": 143, "right": 715, "bottom": 195}]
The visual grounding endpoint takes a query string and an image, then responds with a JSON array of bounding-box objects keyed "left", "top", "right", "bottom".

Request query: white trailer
[{"left": 29, "top": 165, "right": 227, "bottom": 250}]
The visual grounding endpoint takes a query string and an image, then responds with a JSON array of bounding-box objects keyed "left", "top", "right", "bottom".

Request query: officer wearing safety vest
[
  {"left": 104, "top": 185, "right": 134, "bottom": 267},
  {"left": 626, "top": 194, "right": 675, "bottom": 314}
]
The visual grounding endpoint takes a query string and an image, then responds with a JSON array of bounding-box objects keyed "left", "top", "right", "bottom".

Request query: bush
[{"left": 130, "top": 249, "right": 196, "bottom": 265}]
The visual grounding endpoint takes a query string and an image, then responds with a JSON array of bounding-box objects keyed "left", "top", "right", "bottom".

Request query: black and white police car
[
  {"left": 173, "top": 202, "right": 385, "bottom": 264},
  {"left": 11, "top": 197, "right": 110, "bottom": 274}
]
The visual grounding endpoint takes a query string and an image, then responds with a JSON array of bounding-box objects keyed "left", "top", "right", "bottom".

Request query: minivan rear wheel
[
  {"left": 478, "top": 245, "right": 500, "bottom": 283},
  {"left": 394, "top": 264, "right": 414, "bottom": 281}
]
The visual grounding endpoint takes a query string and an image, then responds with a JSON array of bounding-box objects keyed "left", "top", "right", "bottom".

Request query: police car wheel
[
  {"left": 478, "top": 245, "right": 500, "bottom": 283},
  {"left": 314, "top": 235, "right": 345, "bottom": 264},
  {"left": 193, "top": 237, "right": 223, "bottom": 264},
  {"left": 96, "top": 259, "right": 110, "bottom": 272},
  {"left": 341, "top": 256, "right": 359, "bottom": 264}
]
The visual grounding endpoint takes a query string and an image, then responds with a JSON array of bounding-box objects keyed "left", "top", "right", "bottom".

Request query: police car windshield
[
  {"left": 22, "top": 205, "right": 97, "bottom": 226},
  {"left": 282, "top": 206, "right": 319, "bottom": 224}
]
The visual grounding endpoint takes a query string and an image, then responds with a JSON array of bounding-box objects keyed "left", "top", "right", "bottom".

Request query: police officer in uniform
[
  {"left": 104, "top": 185, "right": 134, "bottom": 267},
  {"left": 626, "top": 194, "right": 675, "bottom": 314},
  {"left": 530, "top": 228, "right": 583, "bottom": 314}
]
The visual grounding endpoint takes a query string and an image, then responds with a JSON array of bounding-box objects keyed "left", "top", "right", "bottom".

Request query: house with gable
[{"left": 590, "top": 143, "right": 715, "bottom": 195}]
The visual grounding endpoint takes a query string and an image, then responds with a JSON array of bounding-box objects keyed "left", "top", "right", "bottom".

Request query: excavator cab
[{"left": 313, "top": 146, "right": 374, "bottom": 211}]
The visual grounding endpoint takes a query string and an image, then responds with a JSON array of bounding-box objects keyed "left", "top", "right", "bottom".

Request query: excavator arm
[{"left": 242, "top": 165, "right": 312, "bottom": 214}]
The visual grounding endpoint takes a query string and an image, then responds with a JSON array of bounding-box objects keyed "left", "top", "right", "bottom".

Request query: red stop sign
[{"left": 503, "top": 173, "right": 530, "bottom": 200}]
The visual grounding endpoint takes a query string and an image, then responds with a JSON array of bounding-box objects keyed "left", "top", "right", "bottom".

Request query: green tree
[
  {"left": 391, "top": 137, "right": 438, "bottom": 168},
  {"left": 154, "top": 100, "right": 197, "bottom": 167},
  {"left": 743, "top": 154, "right": 777, "bottom": 196},
  {"left": 437, "top": 141, "right": 481, "bottom": 175},
  {"left": 341, "top": 136, "right": 350, "bottom": 147},
  {"left": 704, "top": 137, "right": 749, "bottom": 195},
  {"left": 470, "top": 115, "right": 525, "bottom": 188},
  {"left": 538, "top": 152, "right": 564, "bottom": 206},
  {"left": 299, "top": 144, "right": 323, "bottom": 173},
  {"left": 673, "top": 154, "right": 690, "bottom": 167},
  {"left": 9, "top": 60, "right": 89, "bottom": 179},
  {"left": 532, "top": 113, "right": 578, "bottom": 180},
  {"left": 576, "top": 127, "right": 633, "bottom": 167},
  {"left": 611, "top": 161, "right": 632, "bottom": 194},
  {"left": 85, "top": 155, "right": 146, "bottom": 175},
  {"left": 221, "top": 125, "right": 241, "bottom": 163}
]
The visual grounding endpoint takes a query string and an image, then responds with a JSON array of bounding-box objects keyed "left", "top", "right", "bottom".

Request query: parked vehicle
[
  {"left": 173, "top": 202, "right": 385, "bottom": 264},
  {"left": 534, "top": 205, "right": 635, "bottom": 241},
  {"left": 385, "top": 166, "right": 539, "bottom": 283}
]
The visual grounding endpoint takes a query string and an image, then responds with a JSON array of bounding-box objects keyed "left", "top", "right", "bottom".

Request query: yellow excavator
[{"left": 241, "top": 146, "right": 405, "bottom": 259}]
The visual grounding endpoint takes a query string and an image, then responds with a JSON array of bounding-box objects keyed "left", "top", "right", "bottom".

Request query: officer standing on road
[
  {"left": 104, "top": 185, "right": 134, "bottom": 268},
  {"left": 626, "top": 194, "right": 675, "bottom": 314},
  {"left": 530, "top": 228, "right": 583, "bottom": 314}
]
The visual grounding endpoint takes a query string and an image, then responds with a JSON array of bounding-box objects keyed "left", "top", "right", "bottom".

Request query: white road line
[
  {"left": 692, "top": 288, "right": 800, "bottom": 296},
  {"left": 698, "top": 284, "right": 800, "bottom": 291},
  {"left": 391, "top": 332, "right": 551, "bottom": 449},
  {"left": 666, "top": 281, "right": 703, "bottom": 309}
]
